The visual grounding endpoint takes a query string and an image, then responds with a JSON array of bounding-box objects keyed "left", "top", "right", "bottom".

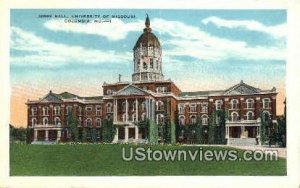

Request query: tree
[
  {"left": 208, "top": 110, "right": 216, "bottom": 144},
  {"left": 68, "top": 112, "right": 78, "bottom": 142},
  {"left": 260, "top": 111, "right": 272, "bottom": 145},
  {"left": 82, "top": 128, "right": 87, "bottom": 142},
  {"left": 149, "top": 119, "right": 158, "bottom": 144},
  {"left": 102, "top": 119, "right": 116, "bottom": 143},
  {"left": 170, "top": 122, "right": 176, "bottom": 144}
]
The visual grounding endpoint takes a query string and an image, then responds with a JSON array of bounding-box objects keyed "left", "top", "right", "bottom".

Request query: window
[
  {"left": 201, "top": 115, "right": 208, "bottom": 125},
  {"left": 262, "top": 111, "right": 271, "bottom": 121},
  {"left": 263, "top": 98, "right": 271, "bottom": 109},
  {"left": 156, "top": 101, "right": 164, "bottom": 111},
  {"left": 246, "top": 98, "right": 254, "bottom": 109},
  {"left": 201, "top": 104, "right": 208, "bottom": 113},
  {"left": 141, "top": 101, "right": 146, "bottom": 111},
  {"left": 54, "top": 117, "right": 61, "bottom": 126},
  {"left": 156, "top": 114, "right": 164, "bottom": 124},
  {"left": 31, "top": 118, "right": 37, "bottom": 127},
  {"left": 106, "top": 89, "right": 112, "bottom": 95},
  {"left": 86, "top": 106, "right": 92, "bottom": 116},
  {"left": 86, "top": 118, "right": 92, "bottom": 127},
  {"left": 190, "top": 115, "right": 197, "bottom": 124},
  {"left": 31, "top": 107, "right": 37, "bottom": 116},
  {"left": 141, "top": 113, "right": 146, "bottom": 121},
  {"left": 132, "top": 101, "right": 137, "bottom": 111},
  {"left": 156, "top": 60, "right": 159, "bottom": 70},
  {"left": 122, "top": 113, "right": 126, "bottom": 122},
  {"left": 143, "top": 62, "right": 147, "bottom": 69},
  {"left": 179, "top": 116, "right": 185, "bottom": 126},
  {"left": 78, "top": 106, "right": 82, "bottom": 115},
  {"left": 215, "top": 100, "right": 222, "bottom": 110},
  {"left": 54, "top": 106, "right": 60, "bottom": 115},
  {"left": 189, "top": 103, "right": 197, "bottom": 112},
  {"left": 106, "top": 103, "right": 113, "bottom": 113},
  {"left": 246, "top": 111, "right": 255, "bottom": 120},
  {"left": 156, "top": 86, "right": 167, "bottom": 93},
  {"left": 96, "top": 105, "right": 102, "bottom": 116},
  {"left": 78, "top": 117, "right": 82, "bottom": 127},
  {"left": 132, "top": 114, "right": 137, "bottom": 122},
  {"left": 230, "top": 99, "right": 238, "bottom": 109},
  {"left": 96, "top": 118, "right": 101, "bottom": 127},
  {"left": 231, "top": 112, "right": 239, "bottom": 122},
  {"left": 43, "top": 117, "right": 48, "bottom": 125},
  {"left": 150, "top": 59, "right": 153, "bottom": 68},
  {"left": 66, "top": 106, "right": 72, "bottom": 115},
  {"left": 42, "top": 106, "right": 49, "bottom": 116},
  {"left": 122, "top": 101, "right": 126, "bottom": 112},
  {"left": 178, "top": 104, "right": 185, "bottom": 114}
]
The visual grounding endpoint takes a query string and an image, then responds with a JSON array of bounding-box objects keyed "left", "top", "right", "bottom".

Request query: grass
[{"left": 10, "top": 144, "right": 286, "bottom": 176}]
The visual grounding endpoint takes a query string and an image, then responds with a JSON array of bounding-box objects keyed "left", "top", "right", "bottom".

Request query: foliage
[
  {"left": 170, "top": 122, "right": 176, "bottom": 144},
  {"left": 149, "top": 120, "right": 158, "bottom": 144},
  {"left": 10, "top": 125, "right": 27, "bottom": 143},
  {"left": 67, "top": 112, "right": 78, "bottom": 142},
  {"left": 208, "top": 110, "right": 227, "bottom": 145},
  {"left": 82, "top": 128, "right": 87, "bottom": 142},
  {"left": 101, "top": 119, "right": 116, "bottom": 143},
  {"left": 260, "top": 112, "right": 272, "bottom": 145},
  {"left": 136, "top": 119, "right": 149, "bottom": 140}
]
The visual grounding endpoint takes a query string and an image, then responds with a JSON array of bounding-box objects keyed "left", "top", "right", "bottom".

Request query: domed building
[{"left": 26, "top": 15, "right": 278, "bottom": 146}]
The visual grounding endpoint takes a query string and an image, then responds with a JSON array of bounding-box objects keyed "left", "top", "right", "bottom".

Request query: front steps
[{"left": 227, "top": 138, "right": 258, "bottom": 146}]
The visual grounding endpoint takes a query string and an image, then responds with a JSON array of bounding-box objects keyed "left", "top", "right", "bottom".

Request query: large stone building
[{"left": 26, "top": 15, "right": 277, "bottom": 145}]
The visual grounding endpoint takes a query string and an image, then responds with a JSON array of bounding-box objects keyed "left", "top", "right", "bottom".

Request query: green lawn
[{"left": 10, "top": 144, "right": 286, "bottom": 176}]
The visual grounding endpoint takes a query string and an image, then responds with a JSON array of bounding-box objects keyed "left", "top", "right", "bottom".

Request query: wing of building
[{"left": 26, "top": 15, "right": 278, "bottom": 145}]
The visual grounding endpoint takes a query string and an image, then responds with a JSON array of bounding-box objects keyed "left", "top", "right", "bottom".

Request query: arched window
[
  {"left": 66, "top": 106, "right": 72, "bottom": 115},
  {"left": 132, "top": 114, "right": 137, "bottom": 122},
  {"left": 96, "top": 118, "right": 101, "bottom": 127},
  {"left": 262, "top": 111, "right": 271, "bottom": 122},
  {"left": 246, "top": 98, "right": 254, "bottom": 109},
  {"left": 106, "top": 102, "right": 113, "bottom": 113},
  {"left": 156, "top": 114, "right": 164, "bottom": 124},
  {"left": 201, "top": 114, "right": 208, "bottom": 125},
  {"left": 263, "top": 98, "right": 271, "bottom": 109},
  {"left": 43, "top": 117, "right": 48, "bottom": 125},
  {"left": 86, "top": 118, "right": 92, "bottom": 127},
  {"left": 156, "top": 101, "right": 164, "bottom": 111},
  {"left": 141, "top": 101, "right": 146, "bottom": 111},
  {"left": 215, "top": 100, "right": 222, "bottom": 110},
  {"left": 143, "top": 62, "right": 147, "bottom": 70},
  {"left": 231, "top": 112, "right": 239, "bottom": 122},
  {"left": 141, "top": 113, "right": 146, "bottom": 121},
  {"left": 54, "top": 117, "right": 61, "bottom": 126},
  {"left": 54, "top": 106, "right": 60, "bottom": 115},
  {"left": 246, "top": 111, "right": 255, "bottom": 120},
  {"left": 96, "top": 105, "right": 102, "bottom": 116},
  {"left": 122, "top": 113, "right": 126, "bottom": 122},
  {"left": 190, "top": 115, "right": 197, "bottom": 124},
  {"left": 31, "top": 118, "right": 37, "bottom": 127},
  {"left": 179, "top": 115, "right": 185, "bottom": 126},
  {"left": 230, "top": 99, "right": 239, "bottom": 109},
  {"left": 42, "top": 106, "right": 49, "bottom": 116},
  {"left": 178, "top": 104, "right": 185, "bottom": 114},
  {"left": 106, "top": 115, "right": 112, "bottom": 121}
]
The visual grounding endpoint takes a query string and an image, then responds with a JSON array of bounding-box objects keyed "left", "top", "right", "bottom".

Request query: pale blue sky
[{"left": 10, "top": 9, "right": 286, "bottom": 94}]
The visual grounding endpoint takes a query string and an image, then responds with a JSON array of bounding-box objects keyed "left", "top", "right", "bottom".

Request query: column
[
  {"left": 152, "top": 99, "right": 155, "bottom": 121},
  {"left": 226, "top": 126, "right": 229, "bottom": 138},
  {"left": 125, "top": 99, "right": 128, "bottom": 123},
  {"left": 113, "top": 128, "right": 119, "bottom": 143},
  {"left": 135, "top": 126, "right": 139, "bottom": 140},
  {"left": 145, "top": 98, "right": 148, "bottom": 119},
  {"left": 34, "top": 129, "right": 37, "bottom": 141},
  {"left": 135, "top": 98, "right": 138, "bottom": 121},
  {"left": 125, "top": 127, "right": 129, "bottom": 142},
  {"left": 45, "top": 130, "right": 49, "bottom": 141},
  {"left": 113, "top": 99, "right": 116, "bottom": 122},
  {"left": 57, "top": 130, "right": 61, "bottom": 141},
  {"left": 116, "top": 99, "right": 118, "bottom": 122}
]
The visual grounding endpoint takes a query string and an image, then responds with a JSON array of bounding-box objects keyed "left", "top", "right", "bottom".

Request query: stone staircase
[{"left": 227, "top": 138, "right": 258, "bottom": 146}]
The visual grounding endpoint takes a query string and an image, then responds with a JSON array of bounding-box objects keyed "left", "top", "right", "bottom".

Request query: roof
[
  {"left": 113, "top": 84, "right": 150, "bottom": 96},
  {"left": 179, "top": 81, "right": 275, "bottom": 98},
  {"left": 29, "top": 91, "right": 103, "bottom": 104},
  {"left": 133, "top": 15, "right": 160, "bottom": 50}
]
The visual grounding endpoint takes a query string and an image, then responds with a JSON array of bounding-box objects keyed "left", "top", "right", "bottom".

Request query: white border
[{"left": 1, "top": 0, "right": 299, "bottom": 188}]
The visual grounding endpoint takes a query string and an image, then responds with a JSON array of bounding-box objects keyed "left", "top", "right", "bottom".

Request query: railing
[
  {"left": 33, "top": 124, "right": 62, "bottom": 128},
  {"left": 226, "top": 119, "right": 259, "bottom": 124}
]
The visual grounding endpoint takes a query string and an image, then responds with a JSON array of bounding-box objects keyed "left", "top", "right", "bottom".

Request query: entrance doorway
[
  {"left": 230, "top": 127, "right": 241, "bottom": 138},
  {"left": 118, "top": 127, "right": 125, "bottom": 140}
]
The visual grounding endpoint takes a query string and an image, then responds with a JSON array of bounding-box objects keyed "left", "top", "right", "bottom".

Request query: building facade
[{"left": 26, "top": 15, "right": 277, "bottom": 145}]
